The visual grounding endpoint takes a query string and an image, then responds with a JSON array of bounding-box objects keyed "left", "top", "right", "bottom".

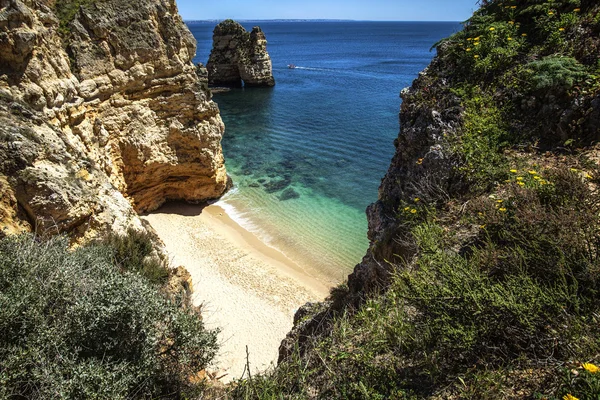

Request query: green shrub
[
  {"left": 53, "top": 0, "right": 98, "bottom": 37},
  {"left": 0, "top": 234, "right": 218, "bottom": 399},
  {"left": 104, "top": 228, "right": 169, "bottom": 286},
  {"left": 523, "top": 56, "right": 593, "bottom": 92},
  {"left": 449, "top": 86, "right": 510, "bottom": 192}
]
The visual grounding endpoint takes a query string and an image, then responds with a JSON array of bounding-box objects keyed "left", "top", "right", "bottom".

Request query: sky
[{"left": 178, "top": 0, "right": 480, "bottom": 22}]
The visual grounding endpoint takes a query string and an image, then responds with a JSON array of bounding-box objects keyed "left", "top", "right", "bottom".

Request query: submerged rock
[
  {"left": 278, "top": 188, "right": 300, "bottom": 201},
  {"left": 263, "top": 177, "right": 291, "bottom": 193},
  {"left": 207, "top": 20, "right": 275, "bottom": 87}
]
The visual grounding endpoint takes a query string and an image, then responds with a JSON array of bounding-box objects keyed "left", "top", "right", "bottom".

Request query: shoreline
[{"left": 141, "top": 201, "right": 330, "bottom": 382}]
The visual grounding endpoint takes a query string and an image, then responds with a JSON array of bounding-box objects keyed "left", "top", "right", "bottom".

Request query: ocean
[{"left": 187, "top": 21, "right": 461, "bottom": 283}]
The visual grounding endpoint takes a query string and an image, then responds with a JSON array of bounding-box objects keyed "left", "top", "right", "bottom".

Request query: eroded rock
[
  {"left": 0, "top": 0, "right": 229, "bottom": 241},
  {"left": 206, "top": 19, "right": 275, "bottom": 87}
]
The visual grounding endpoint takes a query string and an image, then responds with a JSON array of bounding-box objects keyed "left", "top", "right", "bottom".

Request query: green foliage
[
  {"left": 0, "top": 234, "right": 218, "bottom": 399},
  {"left": 449, "top": 86, "right": 510, "bottom": 191},
  {"left": 523, "top": 56, "right": 593, "bottom": 91},
  {"left": 104, "top": 228, "right": 169, "bottom": 286},
  {"left": 474, "top": 168, "right": 600, "bottom": 292},
  {"left": 53, "top": 0, "right": 98, "bottom": 36},
  {"left": 548, "top": 363, "right": 600, "bottom": 400}
]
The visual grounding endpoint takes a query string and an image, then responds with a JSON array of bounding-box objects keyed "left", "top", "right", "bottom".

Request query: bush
[
  {"left": 0, "top": 234, "right": 218, "bottom": 399},
  {"left": 523, "top": 56, "right": 593, "bottom": 92},
  {"left": 104, "top": 228, "right": 169, "bottom": 286},
  {"left": 53, "top": 0, "right": 98, "bottom": 36},
  {"left": 449, "top": 86, "right": 510, "bottom": 192}
]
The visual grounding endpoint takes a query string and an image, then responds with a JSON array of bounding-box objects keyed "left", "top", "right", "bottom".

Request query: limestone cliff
[
  {"left": 0, "top": 0, "right": 228, "bottom": 241},
  {"left": 206, "top": 19, "right": 275, "bottom": 88}
]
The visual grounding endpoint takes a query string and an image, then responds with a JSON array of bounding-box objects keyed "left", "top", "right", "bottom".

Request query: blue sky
[{"left": 178, "top": 0, "right": 480, "bottom": 22}]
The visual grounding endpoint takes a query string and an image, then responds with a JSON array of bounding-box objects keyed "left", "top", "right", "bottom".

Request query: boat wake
[{"left": 287, "top": 65, "right": 337, "bottom": 72}]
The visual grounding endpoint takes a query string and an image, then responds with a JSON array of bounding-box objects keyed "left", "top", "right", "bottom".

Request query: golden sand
[{"left": 142, "top": 201, "right": 329, "bottom": 382}]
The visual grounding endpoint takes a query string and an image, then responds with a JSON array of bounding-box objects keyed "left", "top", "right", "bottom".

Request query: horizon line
[{"left": 184, "top": 19, "right": 462, "bottom": 23}]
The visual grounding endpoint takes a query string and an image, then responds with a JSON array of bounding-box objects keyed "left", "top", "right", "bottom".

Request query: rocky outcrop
[
  {"left": 349, "top": 56, "right": 464, "bottom": 295},
  {"left": 206, "top": 19, "right": 275, "bottom": 88},
  {"left": 0, "top": 0, "right": 228, "bottom": 241}
]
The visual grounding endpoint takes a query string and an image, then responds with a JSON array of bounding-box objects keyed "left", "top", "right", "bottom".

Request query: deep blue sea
[{"left": 186, "top": 21, "right": 461, "bottom": 283}]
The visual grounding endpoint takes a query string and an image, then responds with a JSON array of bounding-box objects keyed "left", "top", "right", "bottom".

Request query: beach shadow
[{"left": 143, "top": 200, "right": 211, "bottom": 217}]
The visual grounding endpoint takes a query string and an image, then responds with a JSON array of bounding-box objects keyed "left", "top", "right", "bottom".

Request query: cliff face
[
  {"left": 0, "top": 0, "right": 228, "bottom": 240},
  {"left": 206, "top": 19, "right": 275, "bottom": 88}
]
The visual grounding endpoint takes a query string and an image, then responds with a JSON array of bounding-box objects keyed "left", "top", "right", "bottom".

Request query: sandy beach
[{"left": 141, "top": 201, "right": 330, "bottom": 382}]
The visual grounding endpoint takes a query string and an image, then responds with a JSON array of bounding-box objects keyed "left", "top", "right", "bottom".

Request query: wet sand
[{"left": 141, "top": 201, "right": 330, "bottom": 382}]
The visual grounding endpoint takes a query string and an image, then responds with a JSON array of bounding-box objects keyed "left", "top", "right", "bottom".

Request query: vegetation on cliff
[
  {"left": 53, "top": 0, "right": 98, "bottom": 36},
  {"left": 0, "top": 234, "right": 218, "bottom": 399},
  {"left": 226, "top": 0, "right": 600, "bottom": 398}
]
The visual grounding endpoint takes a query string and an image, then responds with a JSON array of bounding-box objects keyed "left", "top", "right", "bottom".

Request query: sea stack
[{"left": 207, "top": 20, "right": 275, "bottom": 87}]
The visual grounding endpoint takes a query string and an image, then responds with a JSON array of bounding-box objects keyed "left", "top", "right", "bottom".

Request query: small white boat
[{"left": 287, "top": 64, "right": 296, "bottom": 69}]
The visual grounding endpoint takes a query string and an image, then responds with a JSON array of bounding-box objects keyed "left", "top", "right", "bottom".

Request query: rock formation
[
  {"left": 0, "top": 0, "right": 228, "bottom": 241},
  {"left": 207, "top": 19, "right": 275, "bottom": 88}
]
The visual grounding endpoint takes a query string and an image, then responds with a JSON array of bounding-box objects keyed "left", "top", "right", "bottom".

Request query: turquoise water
[{"left": 188, "top": 21, "right": 461, "bottom": 282}]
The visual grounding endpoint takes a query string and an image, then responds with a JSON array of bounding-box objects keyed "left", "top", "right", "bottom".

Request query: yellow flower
[
  {"left": 410, "top": 209, "right": 417, "bottom": 214},
  {"left": 517, "top": 181, "right": 525, "bottom": 186},
  {"left": 474, "top": 55, "right": 480, "bottom": 59},
  {"left": 509, "top": 21, "right": 515, "bottom": 24},
  {"left": 570, "top": 168, "right": 578, "bottom": 172},
  {"left": 534, "top": 176, "right": 541, "bottom": 180},
  {"left": 528, "top": 170, "right": 537, "bottom": 175},
  {"left": 522, "top": 33, "right": 528, "bottom": 37},
  {"left": 511, "top": 5, "right": 516, "bottom": 9},
  {"left": 548, "top": 11, "right": 554, "bottom": 15},
  {"left": 499, "top": 207, "right": 507, "bottom": 212},
  {"left": 480, "top": 224, "right": 486, "bottom": 229},
  {"left": 510, "top": 169, "right": 518, "bottom": 173},
  {"left": 574, "top": 8, "right": 580, "bottom": 12},
  {"left": 559, "top": 27, "right": 565, "bottom": 31},
  {"left": 507, "top": 37, "right": 513, "bottom": 41},
  {"left": 582, "top": 363, "right": 599, "bottom": 373},
  {"left": 585, "top": 173, "right": 593, "bottom": 179},
  {"left": 474, "top": 36, "right": 481, "bottom": 41},
  {"left": 404, "top": 206, "right": 410, "bottom": 211},
  {"left": 466, "top": 48, "right": 472, "bottom": 52},
  {"left": 563, "top": 394, "right": 579, "bottom": 400},
  {"left": 516, "top": 177, "right": 524, "bottom": 181},
  {"left": 467, "top": 37, "right": 473, "bottom": 41},
  {"left": 414, "top": 198, "right": 420, "bottom": 202},
  {"left": 496, "top": 199, "right": 503, "bottom": 203}
]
